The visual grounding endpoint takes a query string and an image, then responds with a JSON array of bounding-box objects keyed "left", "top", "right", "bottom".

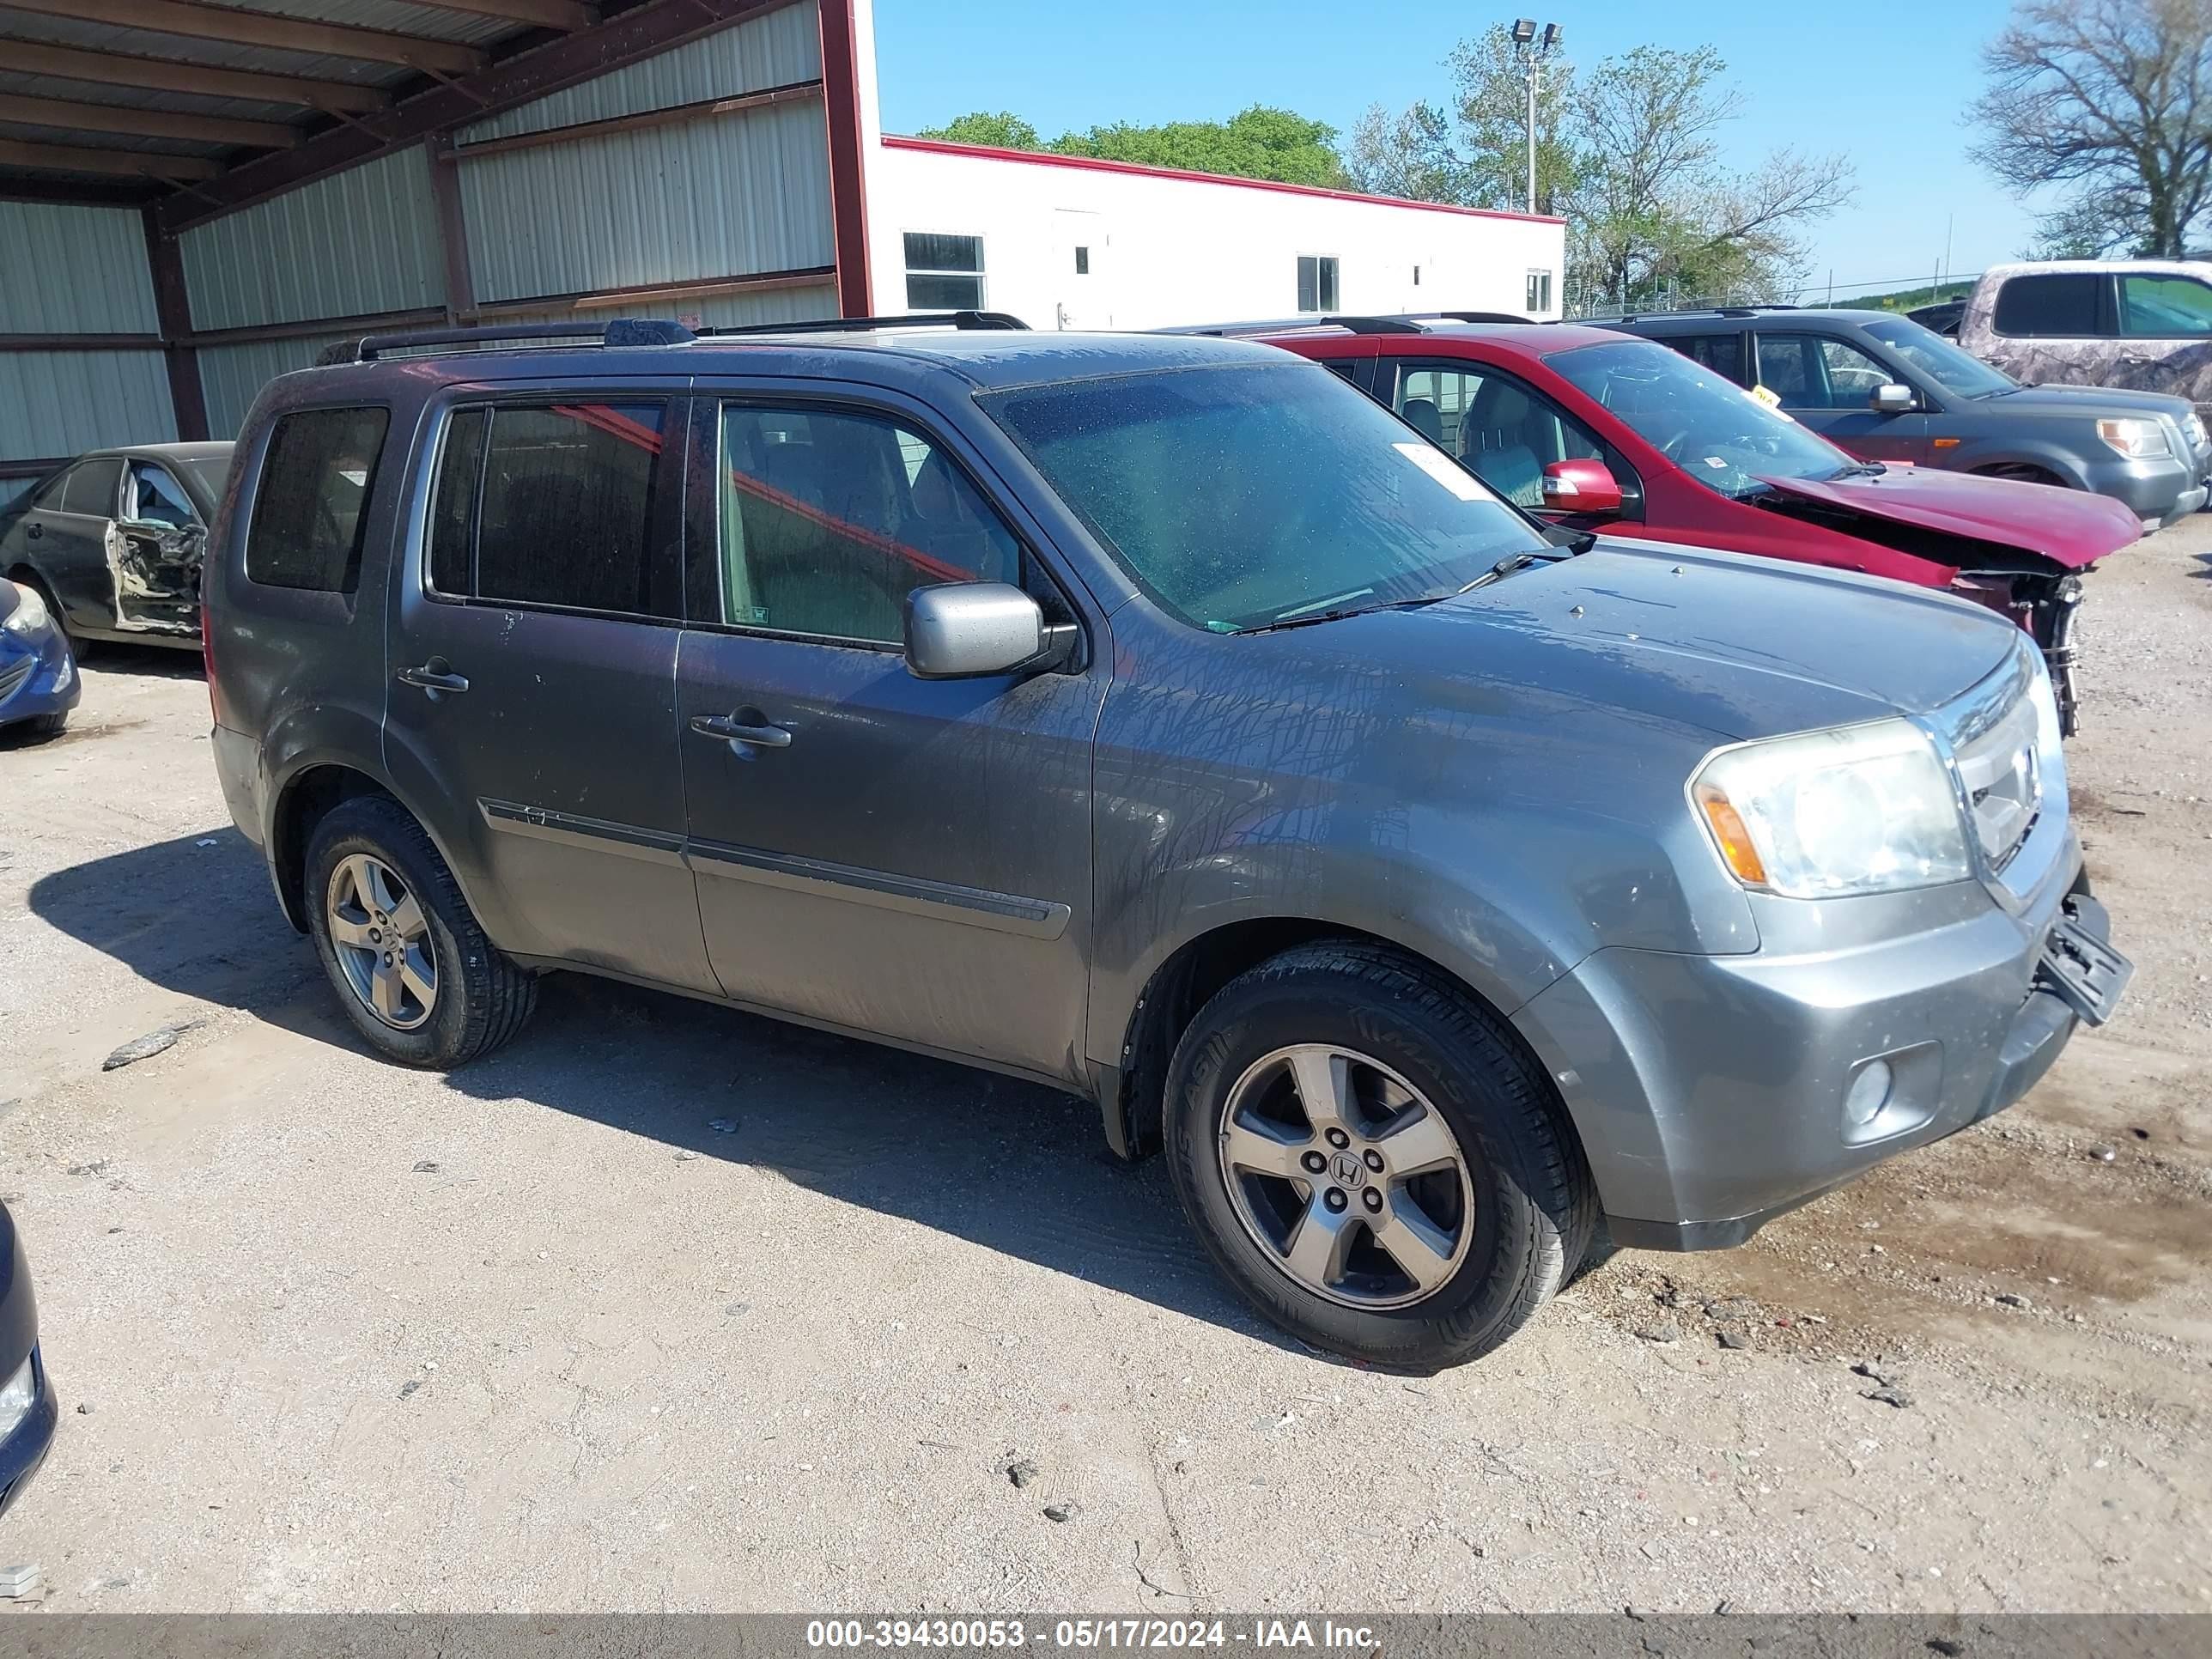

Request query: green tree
[
  {"left": 914, "top": 106, "right": 1346, "bottom": 188},
  {"left": 1344, "top": 32, "right": 1851, "bottom": 310},
  {"left": 1972, "top": 0, "right": 2212, "bottom": 259},
  {"left": 914, "top": 111, "right": 1043, "bottom": 149}
]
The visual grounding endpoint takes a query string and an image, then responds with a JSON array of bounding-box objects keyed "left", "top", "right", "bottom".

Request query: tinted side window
[
  {"left": 473, "top": 403, "right": 666, "bottom": 615},
  {"left": 28, "top": 468, "right": 71, "bottom": 510},
  {"left": 717, "top": 404, "right": 1024, "bottom": 644},
  {"left": 1993, "top": 273, "right": 2105, "bottom": 337},
  {"left": 245, "top": 408, "right": 389, "bottom": 592},
  {"left": 1675, "top": 333, "right": 1746, "bottom": 384},
  {"left": 63, "top": 458, "right": 123, "bottom": 517},
  {"left": 426, "top": 407, "right": 487, "bottom": 597},
  {"left": 130, "top": 461, "right": 197, "bottom": 529},
  {"left": 2118, "top": 274, "right": 2212, "bottom": 337}
]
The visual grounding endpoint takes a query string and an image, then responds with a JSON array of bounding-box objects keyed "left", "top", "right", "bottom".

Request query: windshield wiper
[{"left": 1831, "top": 461, "right": 1886, "bottom": 480}]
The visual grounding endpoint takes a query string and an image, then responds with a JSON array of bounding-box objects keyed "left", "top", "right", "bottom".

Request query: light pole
[{"left": 1510, "top": 20, "right": 1563, "bottom": 216}]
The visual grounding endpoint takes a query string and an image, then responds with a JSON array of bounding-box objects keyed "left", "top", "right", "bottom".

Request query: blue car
[
  {"left": 0, "top": 578, "right": 80, "bottom": 738},
  {"left": 0, "top": 1201, "right": 56, "bottom": 1521}
]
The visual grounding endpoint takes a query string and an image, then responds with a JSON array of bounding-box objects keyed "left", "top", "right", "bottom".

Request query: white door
[{"left": 1053, "top": 210, "right": 1112, "bottom": 330}]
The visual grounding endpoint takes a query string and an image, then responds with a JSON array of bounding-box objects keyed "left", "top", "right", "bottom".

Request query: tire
[
  {"left": 304, "top": 793, "right": 536, "bottom": 1067},
  {"left": 26, "top": 710, "right": 66, "bottom": 738},
  {"left": 1971, "top": 463, "right": 2067, "bottom": 489},
  {"left": 1164, "top": 941, "right": 1596, "bottom": 1371}
]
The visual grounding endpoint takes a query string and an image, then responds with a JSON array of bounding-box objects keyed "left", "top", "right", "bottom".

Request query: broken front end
[
  {"left": 106, "top": 520, "right": 205, "bottom": 639},
  {"left": 1948, "top": 563, "right": 2087, "bottom": 736}
]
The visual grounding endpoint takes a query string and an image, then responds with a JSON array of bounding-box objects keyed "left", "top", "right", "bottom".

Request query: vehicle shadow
[
  {"left": 77, "top": 641, "right": 204, "bottom": 679},
  {"left": 28, "top": 828, "right": 1285, "bottom": 1354}
]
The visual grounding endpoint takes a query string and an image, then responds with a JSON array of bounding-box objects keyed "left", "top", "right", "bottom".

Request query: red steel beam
[{"left": 815, "top": 0, "right": 871, "bottom": 318}]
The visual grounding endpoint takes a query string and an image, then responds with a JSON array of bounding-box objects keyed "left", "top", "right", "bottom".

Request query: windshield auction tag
[{"left": 1393, "top": 442, "right": 1486, "bottom": 501}]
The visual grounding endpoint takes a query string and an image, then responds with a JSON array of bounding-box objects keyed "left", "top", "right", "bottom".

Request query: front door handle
[
  {"left": 398, "top": 662, "right": 470, "bottom": 696},
  {"left": 25, "top": 522, "right": 40, "bottom": 539},
  {"left": 690, "top": 712, "right": 792, "bottom": 749}
]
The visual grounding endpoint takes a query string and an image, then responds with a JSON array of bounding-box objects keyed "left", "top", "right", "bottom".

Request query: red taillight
[{"left": 200, "top": 559, "right": 223, "bottom": 726}]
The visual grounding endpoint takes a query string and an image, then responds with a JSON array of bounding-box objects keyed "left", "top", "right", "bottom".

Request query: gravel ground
[{"left": 0, "top": 524, "right": 2207, "bottom": 1615}]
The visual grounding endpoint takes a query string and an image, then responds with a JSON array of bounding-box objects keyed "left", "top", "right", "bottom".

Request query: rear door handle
[
  {"left": 690, "top": 712, "right": 792, "bottom": 749},
  {"left": 398, "top": 663, "right": 470, "bottom": 695}
]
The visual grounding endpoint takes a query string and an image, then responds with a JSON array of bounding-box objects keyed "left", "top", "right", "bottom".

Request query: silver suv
[{"left": 204, "top": 317, "right": 2130, "bottom": 1370}]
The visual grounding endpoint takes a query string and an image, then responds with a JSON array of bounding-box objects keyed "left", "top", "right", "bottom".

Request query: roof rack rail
[
  {"left": 1422, "top": 310, "right": 1539, "bottom": 325},
  {"left": 700, "top": 310, "right": 1030, "bottom": 336},
  {"left": 315, "top": 317, "right": 692, "bottom": 366},
  {"left": 1153, "top": 314, "right": 1430, "bottom": 337}
]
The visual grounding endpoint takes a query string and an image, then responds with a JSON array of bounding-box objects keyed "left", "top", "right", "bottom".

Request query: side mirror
[
  {"left": 1870, "top": 383, "right": 1917, "bottom": 414},
  {"left": 904, "top": 581, "right": 1054, "bottom": 679},
  {"left": 1540, "top": 457, "right": 1625, "bottom": 515}
]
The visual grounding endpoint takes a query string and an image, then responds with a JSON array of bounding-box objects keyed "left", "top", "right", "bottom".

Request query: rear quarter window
[
  {"left": 1992, "top": 273, "right": 2106, "bottom": 338},
  {"left": 245, "top": 407, "right": 390, "bottom": 593}
]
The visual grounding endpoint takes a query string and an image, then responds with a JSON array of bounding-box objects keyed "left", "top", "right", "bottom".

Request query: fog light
[
  {"left": 0, "top": 1353, "right": 33, "bottom": 1440},
  {"left": 1843, "top": 1060, "right": 1893, "bottom": 1130}
]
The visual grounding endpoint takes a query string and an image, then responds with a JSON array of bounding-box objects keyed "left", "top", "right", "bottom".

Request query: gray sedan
[{"left": 1607, "top": 308, "right": 2211, "bottom": 529}]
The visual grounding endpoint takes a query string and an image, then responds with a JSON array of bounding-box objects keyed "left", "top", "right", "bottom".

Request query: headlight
[
  {"left": 1691, "top": 719, "right": 1972, "bottom": 898},
  {"left": 0, "top": 1353, "right": 33, "bottom": 1440},
  {"left": 2096, "top": 417, "right": 2170, "bottom": 459},
  {"left": 1, "top": 581, "right": 49, "bottom": 638}
]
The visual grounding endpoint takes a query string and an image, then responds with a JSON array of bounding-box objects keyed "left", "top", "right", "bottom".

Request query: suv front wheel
[
  {"left": 1164, "top": 942, "right": 1595, "bottom": 1370},
  {"left": 305, "top": 794, "right": 537, "bottom": 1067}
]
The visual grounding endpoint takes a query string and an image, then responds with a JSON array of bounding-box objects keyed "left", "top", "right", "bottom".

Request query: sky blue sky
[{"left": 873, "top": 1, "right": 2044, "bottom": 300}]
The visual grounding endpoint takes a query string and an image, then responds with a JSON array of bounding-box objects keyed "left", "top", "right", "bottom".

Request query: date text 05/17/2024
[{"left": 805, "top": 1619, "right": 1380, "bottom": 1650}]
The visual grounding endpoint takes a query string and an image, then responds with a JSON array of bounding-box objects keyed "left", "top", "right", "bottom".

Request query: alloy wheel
[
  {"left": 325, "top": 854, "right": 436, "bottom": 1031},
  {"left": 1217, "top": 1043, "right": 1476, "bottom": 1310}
]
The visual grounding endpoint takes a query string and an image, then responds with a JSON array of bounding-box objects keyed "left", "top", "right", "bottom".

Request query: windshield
[
  {"left": 1547, "top": 338, "right": 1854, "bottom": 499},
  {"left": 982, "top": 363, "right": 1545, "bottom": 632},
  {"left": 183, "top": 455, "right": 232, "bottom": 511},
  {"left": 1861, "top": 318, "right": 2017, "bottom": 398}
]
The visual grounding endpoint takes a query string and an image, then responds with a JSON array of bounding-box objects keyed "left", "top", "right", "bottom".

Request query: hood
[
  {"left": 1316, "top": 538, "right": 2021, "bottom": 742},
  {"left": 1753, "top": 465, "right": 2141, "bottom": 569},
  {"left": 1984, "top": 380, "right": 2203, "bottom": 425}
]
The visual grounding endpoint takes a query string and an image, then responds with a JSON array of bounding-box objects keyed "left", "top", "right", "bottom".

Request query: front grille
[
  {"left": 1930, "top": 644, "right": 2047, "bottom": 876},
  {"left": 0, "top": 655, "right": 33, "bottom": 704}
]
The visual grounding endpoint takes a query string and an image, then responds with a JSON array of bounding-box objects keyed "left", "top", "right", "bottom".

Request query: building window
[
  {"left": 1074, "top": 246, "right": 1090, "bottom": 275},
  {"left": 1297, "top": 254, "right": 1340, "bottom": 313},
  {"left": 905, "top": 232, "right": 985, "bottom": 309},
  {"left": 1526, "top": 270, "right": 1554, "bottom": 313},
  {"left": 1413, "top": 266, "right": 1421, "bottom": 287}
]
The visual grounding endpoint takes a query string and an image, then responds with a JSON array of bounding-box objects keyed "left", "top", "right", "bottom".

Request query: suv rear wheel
[
  {"left": 1164, "top": 941, "right": 1595, "bottom": 1370},
  {"left": 305, "top": 794, "right": 536, "bottom": 1067}
]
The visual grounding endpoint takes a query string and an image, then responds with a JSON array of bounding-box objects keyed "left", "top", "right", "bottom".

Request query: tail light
[{"left": 200, "top": 557, "right": 224, "bottom": 727}]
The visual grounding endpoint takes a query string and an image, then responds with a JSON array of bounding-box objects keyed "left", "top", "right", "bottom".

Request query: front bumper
[
  {"left": 0, "top": 1346, "right": 57, "bottom": 1522},
  {"left": 1514, "top": 872, "right": 2124, "bottom": 1249},
  {"left": 0, "top": 625, "right": 79, "bottom": 729},
  {"left": 2084, "top": 453, "right": 2206, "bottom": 527}
]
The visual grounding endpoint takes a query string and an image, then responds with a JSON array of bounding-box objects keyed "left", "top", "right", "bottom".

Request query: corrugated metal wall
[
  {"left": 198, "top": 335, "right": 352, "bottom": 439},
  {"left": 0, "top": 202, "right": 173, "bottom": 466},
  {"left": 460, "top": 3, "right": 820, "bottom": 143},
  {"left": 501, "top": 281, "right": 837, "bottom": 331},
  {"left": 0, "top": 350, "right": 177, "bottom": 459},
  {"left": 459, "top": 97, "right": 833, "bottom": 302},
  {"left": 0, "top": 202, "right": 158, "bottom": 335},
  {"left": 180, "top": 146, "right": 447, "bottom": 331}
]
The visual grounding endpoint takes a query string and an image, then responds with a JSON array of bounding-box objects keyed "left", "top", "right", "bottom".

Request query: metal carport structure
[{"left": 0, "top": 0, "right": 872, "bottom": 503}]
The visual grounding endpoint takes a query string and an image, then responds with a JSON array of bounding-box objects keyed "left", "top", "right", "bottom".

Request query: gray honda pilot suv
[{"left": 204, "top": 317, "right": 2130, "bottom": 1370}]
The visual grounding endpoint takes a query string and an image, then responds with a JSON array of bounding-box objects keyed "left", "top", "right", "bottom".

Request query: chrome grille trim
[
  {"left": 0, "top": 655, "right": 33, "bottom": 703},
  {"left": 1919, "top": 637, "right": 2066, "bottom": 906}
]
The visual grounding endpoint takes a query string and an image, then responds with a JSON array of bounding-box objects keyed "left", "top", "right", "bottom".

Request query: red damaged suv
[{"left": 1223, "top": 316, "right": 2140, "bottom": 732}]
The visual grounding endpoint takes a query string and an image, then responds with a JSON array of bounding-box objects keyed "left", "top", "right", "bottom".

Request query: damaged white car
[{"left": 0, "top": 441, "right": 230, "bottom": 654}]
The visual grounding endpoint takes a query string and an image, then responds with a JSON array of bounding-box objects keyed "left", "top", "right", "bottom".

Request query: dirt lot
[{"left": 1, "top": 523, "right": 2208, "bottom": 1616}]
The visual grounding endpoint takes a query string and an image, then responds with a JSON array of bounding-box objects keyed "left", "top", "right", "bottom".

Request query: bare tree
[{"left": 1971, "top": 0, "right": 2212, "bottom": 258}]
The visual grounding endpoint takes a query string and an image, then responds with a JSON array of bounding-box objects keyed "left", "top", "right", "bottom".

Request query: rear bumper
[
  {"left": 1515, "top": 871, "right": 2118, "bottom": 1249},
  {"left": 0, "top": 1346, "right": 57, "bottom": 1522}
]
